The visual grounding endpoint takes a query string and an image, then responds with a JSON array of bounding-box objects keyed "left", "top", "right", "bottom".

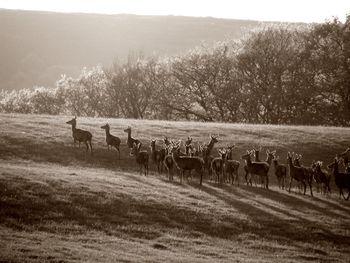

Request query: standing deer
[
  {"left": 163, "top": 137, "right": 173, "bottom": 178},
  {"left": 312, "top": 161, "right": 331, "bottom": 195},
  {"left": 124, "top": 127, "right": 140, "bottom": 155},
  {"left": 131, "top": 142, "right": 149, "bottom": 176},
  {"left": 224, "top": 145, "right": 240, "bottom": 185},
  {"left": 191, "top": 143, "right": 202, "bottom": 157},
  {"left": 171, "top": 142, "right": 204, "bottom": 185},
  {"left": 241, "top": 150, "right": 271, "bottom": 189},
  {"left": 185, "top": 137, "right": 194, "bottom": 156},
  {"left": 273, "top": 156, "right": 287, "bottom": 190},
  {"left": 211, "top": 149, "right": 227, "bottom": 184},
  {"left": 202, "top": 135, "right": 219, "bottom": 180},
  {"left": 164, "top": 137, "right": 171, "bottom": 148},
  {"left": 101, "top": 123, "right": 121, "bottom": 159},
  {"left": 327, "top": 157, "right": 350, "bottom": 200},
  {"left": 66, "top": 117, "right": 92, "bottom": 153},
  {"left": 287, "top": 152, "right": 313, "bottom": 196},
  {"left": 339, "top": 148, "right": 350, "bottom": 173},
  {"left": 244, "top": 147, "right": 261, "bottom": 186},
  {"left": 150, "top": 139, "right": 166, "bottom": 174},
  {"left": 163, "top": 144, "right": 174, "bottom": 181}
]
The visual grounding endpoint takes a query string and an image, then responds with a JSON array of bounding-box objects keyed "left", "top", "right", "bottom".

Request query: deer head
[
  {"left": 124, "top": 126, "right": 131, "bottom": 133},
  {"left": 101, "top": 123, "right": 110, "bottom": 130},
  {"left": 66, "top": 117, "right": 77, "bottom": 125}
]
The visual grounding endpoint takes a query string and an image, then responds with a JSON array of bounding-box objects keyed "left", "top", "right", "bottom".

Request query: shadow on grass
[
  {"left": 1, "top": 168, "right": 350, "bottom": 252},
  {"left": 0, "top": 135, "right": 161, "bottom": 175},
  {"left": 192, "top": 183, "right": 350, "bottom": 246}
]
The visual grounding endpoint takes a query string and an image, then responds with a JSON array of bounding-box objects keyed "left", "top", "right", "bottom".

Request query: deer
[
  {"left": 338, "top": 147, "right": 350, "bottom": 173},
  {"left": 171, "top": 142, "right": 204, "bottom": 185},
  {"left": 185, "top": 137, "right": 194, "bottom": 156},
  {"left": 327, "top": 157, "right": 350, "bottom": 200},
  {"left": 312, "top": 161, "right": 331, "bottom": 195},
  {"left": 124, "top": 126, "right": 141, "bottom": 155},
  {"left": 292, "top": 154, "right": 304, "bottom": 191},
  {"left": 163, "top": 140, "right": 187, "bottom": 181},
  {"left": 163, "top": 138, "right": 180, "bottom": 181},
  {"left": 211, "top": 149, "right": 227, "bottom": 185},
  {"left": 191, "top": 143, "right": 202, "bottom": 157},
  {"left": 224, "top": 145, "right": 240, "bottom": 185},
  {"left": 293, "top": 153, "right": 314, "bottom": 195},
  {"left": 150, "top": 139, "right": 166, "bottom": 174},
  {"left": 164, "top": 137, "right": 171, "bottom": 148},
  {"left": 241, "top": 150, "right": 271, "bottom": 189},
  {"left": 101, "top": 123, "right": 121, "bottom": 159},
  {"left": 66, "top": 116, "right": 92, "bottom": 153},
  {"left": 273, "top": 156, "right": 287, "bottom": 190},
  {"left": 163, "top": 144, "right": 175, "bottom": 181},
  {"left": 244, "top": 146, "right": 261, "bottom": 186},
  {"left": 202, "top": 135, "right": 219, "bottom": 181},
  {"left": 287, "top": 152, "right": 313, "bottom": 196},
  {"left": 131, "top": 142, "right": 149, "bottom": 176}
]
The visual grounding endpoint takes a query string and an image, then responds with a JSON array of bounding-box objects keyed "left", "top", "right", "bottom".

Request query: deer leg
[
  {"left": 89, "top": 141, "right": 92, "bottom": 154},
  {"left": 254, "top": 174, "right": 258, "bottom": 187},
  {"left": 341, "top": 189, "right": 346, "bottom": 200},
  {"left": 279, "top": 177, "right": 282, "bottom": 189},
  {"left": 266, "top": 175, "right": 269, "bottom": 190},
  {"left": 303, "top": 182, "right": 306, "bottom": 195},
  {"left": 288, "top": 178, "right": 293, "bottom": 193},
  {"left": 309, "top": 182, "right": 313, "bottom": 196},
  {"left": 341, "top": 188, "right": 347, "bottom": 200},
  {"left": 84, "top": 142, "right": 89, "bottom": 152}
]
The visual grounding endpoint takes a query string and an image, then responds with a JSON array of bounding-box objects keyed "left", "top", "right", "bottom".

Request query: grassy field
[{"left": 0, "top": 113, "right": 350, "bottom": 262}]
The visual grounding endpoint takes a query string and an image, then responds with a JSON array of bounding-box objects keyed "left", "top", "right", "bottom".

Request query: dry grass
[{"left": 0, "top": 113, "right": 350, "bottom": 262}]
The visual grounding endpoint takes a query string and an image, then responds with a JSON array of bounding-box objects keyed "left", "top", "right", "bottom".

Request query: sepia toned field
[{"left": 0, "top": 113, "right": 350, "bottom": 262}]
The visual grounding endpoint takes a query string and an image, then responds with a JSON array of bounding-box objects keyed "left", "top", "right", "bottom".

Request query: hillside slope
[
  {"left": 0, "top": 9, "right": 259, "bottom": 91},
  {"left": 0, "top": 113, "right": 350, "bottom": 262}
]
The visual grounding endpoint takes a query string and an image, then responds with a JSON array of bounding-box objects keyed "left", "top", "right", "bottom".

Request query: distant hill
[{"left": 0, "top": 9, "right": 259, "bottom": 91}]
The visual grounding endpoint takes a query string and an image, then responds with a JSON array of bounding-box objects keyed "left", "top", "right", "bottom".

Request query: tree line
[{"left": 1, "top": 16, "right": 349, "bottom": 126}]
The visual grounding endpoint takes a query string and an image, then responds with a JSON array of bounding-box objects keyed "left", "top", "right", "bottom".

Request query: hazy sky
[{"left": 0, "top": 0, "right": 349, "bottom": 23}]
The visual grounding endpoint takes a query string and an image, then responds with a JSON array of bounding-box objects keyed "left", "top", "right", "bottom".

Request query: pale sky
[{"left": 0, "top": 0, "right": 349, "bottom": 23}]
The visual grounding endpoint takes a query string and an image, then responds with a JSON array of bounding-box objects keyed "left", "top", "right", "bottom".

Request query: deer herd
[{"left": 66, "top": 117, "right": 350, "bottom": 201}]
